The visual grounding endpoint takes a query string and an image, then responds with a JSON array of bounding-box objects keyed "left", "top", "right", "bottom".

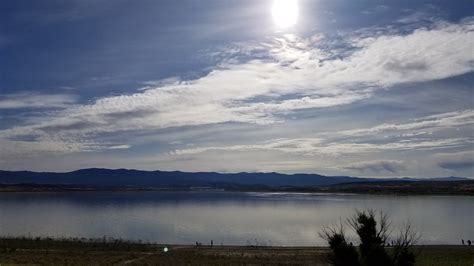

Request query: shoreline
[
  {"left": 1, "top": 183, "right": 473, "bottom": 195},
  {"left": 0, "top": 236, "right": 469, "bottom": 248}
]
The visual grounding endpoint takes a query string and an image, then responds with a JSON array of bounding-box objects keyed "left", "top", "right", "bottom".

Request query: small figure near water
[
  {"left": 468, "top": 240, "right": 472, "bottom": 246},
  {"left": 462, "top": 239, "right": 464, "bottom": 245}
]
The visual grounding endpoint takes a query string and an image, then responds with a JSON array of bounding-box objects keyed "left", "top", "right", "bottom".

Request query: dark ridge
[{"left": 0, "top": 168, "right": 469, "bottom": 189}]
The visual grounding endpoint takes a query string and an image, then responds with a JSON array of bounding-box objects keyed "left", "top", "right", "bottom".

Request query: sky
[{"left": 0, "top": 0, "right": 473, "bottom": 177}]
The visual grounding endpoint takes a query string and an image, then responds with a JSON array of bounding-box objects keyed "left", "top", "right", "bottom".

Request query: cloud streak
[
  {"left": 172, "top": 137, "right": 471, "bottom": 157},
  {"left": 435, "top": 151, "right": 474, "bottom": 170},
  {"left": 343, "top": 160, "right": 406, "bottom": 173},
  {"left": 0, "top": 93, "right": 78, "bottom": 109},
  {"left": 172, "top": 110, "right": 474, "bottom": 156},
  {"left": 338, "top": 109, "right": 474, "bottom": 137}
]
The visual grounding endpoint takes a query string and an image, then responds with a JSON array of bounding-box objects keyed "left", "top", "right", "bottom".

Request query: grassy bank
[{"left": 0, "top": 237, "right": 472, "bottom": 265}]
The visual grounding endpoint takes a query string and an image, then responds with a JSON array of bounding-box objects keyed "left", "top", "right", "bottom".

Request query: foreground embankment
[{"left": 0, "top": 238, "right": 472, "bottom": 265}]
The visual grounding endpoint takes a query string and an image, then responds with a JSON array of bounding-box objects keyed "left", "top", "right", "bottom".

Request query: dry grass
[{"left": 0, "top": 238, "right": 472, "bottom": 265}]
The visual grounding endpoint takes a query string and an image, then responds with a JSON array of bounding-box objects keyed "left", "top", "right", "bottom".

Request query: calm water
[{"left": 0, "top": 192, "right": 472, "bottom": 246}]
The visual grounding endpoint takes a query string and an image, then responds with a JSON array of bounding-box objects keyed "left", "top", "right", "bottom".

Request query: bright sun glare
[{"left": 272, "top": 0, "right": 299, "bottom": 29}]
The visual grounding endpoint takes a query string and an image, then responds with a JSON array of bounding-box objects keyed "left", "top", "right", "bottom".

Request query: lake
[{"left": 0, "top": 192, "right": 472, "bottom": 246}]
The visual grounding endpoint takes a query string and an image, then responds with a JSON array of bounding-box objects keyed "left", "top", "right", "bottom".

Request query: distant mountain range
[{"left": 0, "top": 168, "right": 469, "bottom": 188}]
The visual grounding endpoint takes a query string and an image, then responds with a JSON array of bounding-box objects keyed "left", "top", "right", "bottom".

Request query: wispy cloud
[
  {"left": 172, "top": 110, "right": 474, "bottom": 156},
  {"left": 361, "top": 5, "right": 390, "bottom": 15},
  {"left": 343, "top": 160, "right": 406, "bottom": 174},
  {"left": 0, "top": 19, "right": 473, "bottom": 158},
  {"left": 108, "top": 144, "right": 131, "bottom": 150},
  {"left": 339, "top": 109, "right": 474, "bottom": 137},
  {"left": 435, "top": 151, "right": 474, "bottom": 170},
  {"left": 172, "top": 137, "right": 471, "bottom": 157},
  {"left": 0, "top": 93, "right": 78, "bottom": 109}
]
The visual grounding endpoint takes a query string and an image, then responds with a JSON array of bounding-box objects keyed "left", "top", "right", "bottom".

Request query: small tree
[
  {"left": 348, "top": 210, "right": 392, "bottom": 266},
  {"left": 391, "top": 223, "right": 420, "bottom": 266},
  {"left": 321, "top": 210, "right": 418, "bottom": 266},
  {"left": 320, "top": 222, "right": 360, "bottom": 266}
]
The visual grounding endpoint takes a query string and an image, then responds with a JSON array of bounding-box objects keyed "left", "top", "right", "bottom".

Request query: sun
[{"left": 272, "top": 0, "right": 299, "bottom": 29}]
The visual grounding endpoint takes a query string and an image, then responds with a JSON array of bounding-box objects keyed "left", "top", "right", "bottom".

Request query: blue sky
[{"left": 0, "top": 0, "right": 473, "bottom": 177}]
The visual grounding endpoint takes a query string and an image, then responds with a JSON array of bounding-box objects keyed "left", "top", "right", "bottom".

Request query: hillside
[
  {"left": 0, "top": 169, "right": 470, "bottom": 191},
  {"left": 0, "top": 168, "right": 362, "bottom": 188}
]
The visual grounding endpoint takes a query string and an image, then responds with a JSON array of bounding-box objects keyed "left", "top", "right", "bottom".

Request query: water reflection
[{"left": 0, "top": 192, "right": 472, "bottom": 246}]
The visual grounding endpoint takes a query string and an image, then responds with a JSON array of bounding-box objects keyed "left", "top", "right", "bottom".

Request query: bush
[
  {"left": 321, "top": 223, "right": 360, "bottom": 266},
  {"left": 320, "top": 210, "right": 419, "bottom": 266}
]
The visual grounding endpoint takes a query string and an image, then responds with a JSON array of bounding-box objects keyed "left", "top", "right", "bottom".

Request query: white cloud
[
  {"left": 339, "top": 109, "right": 474, "bottom": 137},
  {"left": 0, "top": 138, "right": 98, "bottom": 162},
  {"left": 172, "top": 138, "right": 325, "bottom": 156},
  {"left": 108, "top": 144, "right": 131, "bottom": 150},
  {"left": 172, "top": 110, "right": 474, "bottom": 157},
  {"left": 0, "top": 19, "right": 473, "bottom": 157},
  {"left": 0, "top": 93, "right": 78, "bottom": 109},
  {"left": 172, "top": 137, "right": 470, "bottom": 157}
]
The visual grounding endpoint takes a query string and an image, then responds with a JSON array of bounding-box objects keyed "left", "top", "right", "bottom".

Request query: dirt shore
[{"left": 1, "top": 238, "right": 473, "bottom": 265}]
